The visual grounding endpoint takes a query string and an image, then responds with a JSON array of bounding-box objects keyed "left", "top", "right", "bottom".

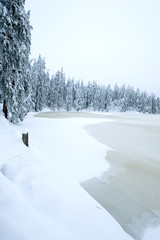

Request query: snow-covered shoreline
[{"left": 0, "top": 110, "right": 133, "bottom": 240}]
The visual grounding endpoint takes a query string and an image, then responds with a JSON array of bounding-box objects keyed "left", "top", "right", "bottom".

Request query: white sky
[{"left": 25, "top": 0, "right": 160, "bottom": 96}]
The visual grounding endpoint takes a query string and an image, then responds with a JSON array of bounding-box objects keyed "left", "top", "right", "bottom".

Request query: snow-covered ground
[
  {"left": 0, "top": 108, "right": 133, "bottom": 240},
  {"left": 1, "top": 109, "right": 160, "bottom": 240}
]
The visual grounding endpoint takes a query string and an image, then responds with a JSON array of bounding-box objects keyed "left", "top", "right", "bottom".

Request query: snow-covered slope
[{"left": 0, "top": 108, "right": 133, "bottom": 240}]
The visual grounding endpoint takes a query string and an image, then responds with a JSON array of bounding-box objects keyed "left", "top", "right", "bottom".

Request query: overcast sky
[{"left": 25, "top": 0, "right": 160, "bottom": 96}]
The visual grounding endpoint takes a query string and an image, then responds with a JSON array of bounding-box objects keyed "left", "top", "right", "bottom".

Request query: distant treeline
[{"left": 30, "top": 56, "right": 160, "bottom": 115}]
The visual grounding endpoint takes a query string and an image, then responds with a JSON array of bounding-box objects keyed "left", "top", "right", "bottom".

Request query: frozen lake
[
  {"left": 81, "top": 113, "right": 160, "bottom": 240},
  {"left": 36, "top": 111, "right": 160, "bottom": 239}
]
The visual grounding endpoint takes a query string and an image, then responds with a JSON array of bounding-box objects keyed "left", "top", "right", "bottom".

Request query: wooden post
[{"left": 22, "top": 133, "right": 29, "bottom": 147}]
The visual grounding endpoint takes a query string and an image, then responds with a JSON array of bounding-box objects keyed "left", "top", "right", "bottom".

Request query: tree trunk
[{"left": 3, "top": 100, "right": 8, "bottom": 119}]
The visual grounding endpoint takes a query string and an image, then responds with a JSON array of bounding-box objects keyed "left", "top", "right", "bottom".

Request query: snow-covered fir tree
[
  {"left": 99, "top": 86, "right": 106, "bottom": 111},
  {"left": 147, "top": 94, "right": 157, "bottom": 114},
  {"left": 105, "top": 84, "right": 113, "bottom": 111},
  {"left": 30, "top": 55, "right": 47, "bottom": 112},
  {"left": 48, "top": 75, "right": 56, "bottom": 110},
  {"left": 113, "top": 84, "right": 120, "bottom": 101},
  {"left": 57, "top": 68, "right": 65, "bottom": 109},
  {"left": 74, "top": 80, "right": 86, "bottom": 111},
  {"left": 157, "top": 97, "right": 160, "bottom": 114},
  {"left": 44, "top": 71, "right": 50, "bottom": 107},
  {"left": 85, "top": 81, "right": 93, "bottom": 109},
  {"left": 0, "top": 0, "right": 32, "bottom": 123},
  {"left": 48, "top": 68, "right": 65, "bottom": 110},
  {"left": 56, "top": 69, "right": 65, "bottom": 109},
  {"left": 92, "top": 82, "right": 101, "bottom": 111},
  {"left": 122, "top": 86, "right": 134, "bottom": 112},
  {"left": 65, "top": 78, "right": 74, "bottom": 111}
]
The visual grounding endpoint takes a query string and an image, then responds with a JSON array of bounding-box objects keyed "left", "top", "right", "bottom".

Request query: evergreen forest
[{"left": 0, "top": 0, "right": 160, "bottom": 123}]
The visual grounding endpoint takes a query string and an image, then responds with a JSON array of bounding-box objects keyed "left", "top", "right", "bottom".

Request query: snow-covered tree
[
  {"left": 74, "top": 81, "right": 82, "bottom": 111},
  {"left": 113, "top": 84, "right": 120, "bottom": 101},
  {"left": 79, "top": 80, "right": 86, "bottom": 110},
  {"left": 48, "top": 68, "right": 65, "bottom": 110},
  {"left": 157, "top": 97, "right": 160, "bottom": 114},
  {"left": 43, "top": 70, "right": 50, "bottom": 107},
  {"left": 54, "top": 69, "right": 65, "bottom": 109},
  {"left": 134, "top": 89, "right": 141, "bottom": 112},
  {"left": 92, "top": 82, "right": 99, "bottom": 111},
  {"left": 105, "top": 84, "right": 113, "bottom": 111},
  {"left": 30, "top": 56, "right": 47, "bottom": 112},
  {"left": 0, "top": 0, "right": 32, "bottom": 123},
  {"left": 123, "top": 86, "right": 135, "bottom": 111},
  {"left": 99, "top": 86, "right": 106, "bottom": 111},
  {"left": 85, "top": 81, "right": 93, "bottom": 109},
  {"left": 48, "top": 75, "right": 56, "bottom": 110},
  {"left": 148, "top": 94, "right": 157, "bottom": 114},
  {"left": 65, "top": 78, "right": 74, "bottom": 111}
]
